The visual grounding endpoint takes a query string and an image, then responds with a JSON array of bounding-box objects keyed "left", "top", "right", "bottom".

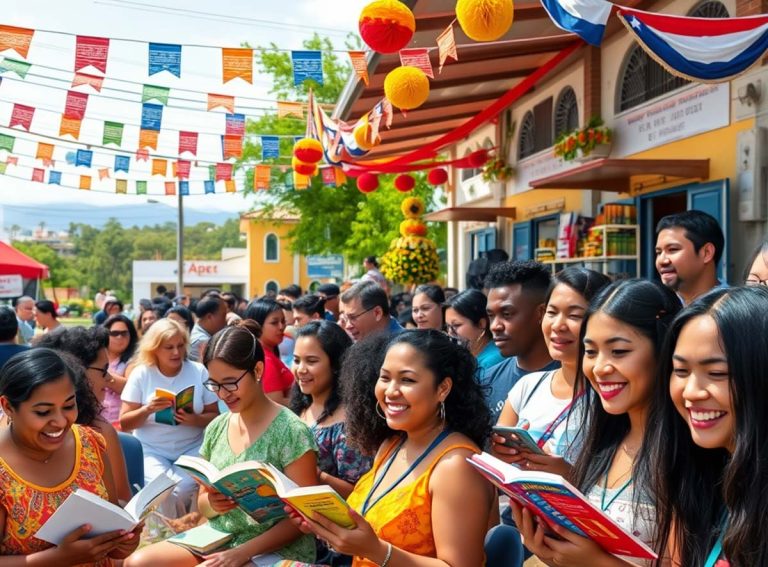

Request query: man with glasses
[{"left": 339, "top": 280, "right": 402, "bottom": 342}]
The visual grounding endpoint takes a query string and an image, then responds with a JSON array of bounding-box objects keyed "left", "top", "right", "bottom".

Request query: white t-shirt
[
  {"left": 507, "top": 370, "right": 583, "bottom": 461},
  {"left": 122, "top": 361, "right": 218, "bottom": 458}
]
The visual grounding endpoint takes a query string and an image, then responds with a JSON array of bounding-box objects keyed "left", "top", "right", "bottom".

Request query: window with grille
[
  {"left": 518, "top": 112, "right": 536, "bottom": 159},
  {"left": 554, "top": 87, "right": 579, "bottom": 138},
  {"left": 265, "top": 234, "right": 279, "bottom": 262},
  {"left": 689, "top": 0, "right": 729, "bottom": 17}
]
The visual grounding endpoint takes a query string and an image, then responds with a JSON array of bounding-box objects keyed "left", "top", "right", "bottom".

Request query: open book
[
  {"left": 468, "top": 452, "right": 657, "bottom": 560},
  {"left": 175, "top": 455, "right": 355, "bottom": 528},
  {"left": 155, "top": 385, "right": 195, "bottom": 425},
  {"left": 35, "top": 473, "right": 178, "bottom": 545},
  {"left": 168, "top": 523, "right": 234, "bottom": 555}
]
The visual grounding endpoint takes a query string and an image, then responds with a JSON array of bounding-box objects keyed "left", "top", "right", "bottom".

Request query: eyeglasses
[
  {"left": 87, "top": 364, "right": 110, "bottom": 379},
  {"left": 108, "top": 330, "right": 129, "bottom": 338},
  {"left": 339, "top": 306, "right": 374, "bottom": 324},
  {"left": 203, "top": 369, "right": 250, "bottom": 393},
  {"left": 746, "top": 278, "right": 768, "bottom": 286}
]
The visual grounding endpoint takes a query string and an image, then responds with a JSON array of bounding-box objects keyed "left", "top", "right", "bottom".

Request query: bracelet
[{"left": 378, "top": 542, "right": 393, "bottom": 567}]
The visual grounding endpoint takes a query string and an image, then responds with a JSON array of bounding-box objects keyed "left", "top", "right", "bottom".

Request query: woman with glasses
[
  {"left": 119, "top": 319, "right": 219, "bottom": 518},
  {"left": 744, "top": 236, "right": 768, "bottom": 286},
  {"left": 100, "top": 314, "right": 139, "bottom": 427},
  {"left": 411, "top": 284, "right": 445, "bottom": 331},
  {"left": 125, "top": 320, "right": 318, "bottom": 566},
  {"left": 444, "top": 289, "right": 504, "bottom": 372}
]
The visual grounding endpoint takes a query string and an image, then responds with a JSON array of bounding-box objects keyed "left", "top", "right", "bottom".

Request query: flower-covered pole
[{"left": 380, "top": 197, "right": 440, "bottom": 285}]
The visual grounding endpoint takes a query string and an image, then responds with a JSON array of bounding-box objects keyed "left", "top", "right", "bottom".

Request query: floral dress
[{"left": 312, "top": 422, "right": 372, "bottom": 486}]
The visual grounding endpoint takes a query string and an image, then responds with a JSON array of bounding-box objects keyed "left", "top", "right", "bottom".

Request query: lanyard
[
  {"left": 536, "top": 391, "right": 584, "bottom": 448},
  {"left": 361, "top": 429, "right": 451, "bottom": 516},
  {"left": 600, "top": 473, "right": 633, "bottom": 512},
  {"left": 704, "top": 513, "right": 728, "bottom": 567}
]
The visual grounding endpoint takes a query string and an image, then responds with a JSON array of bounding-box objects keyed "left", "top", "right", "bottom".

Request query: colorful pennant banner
[
  {"left": 225, "top": 113, "right": 245, "bottom": 137},
  {"left": 436, "top": 23, "right": 458, "bottom": 73},
  {"left": 348, "top": 51, "right": 369, "bottom": 86},
  {"left": 114, "top": 154, "right": 130, "bottom": 173},
  {"left": 151, "top": 158, "right": 167, "bottom": 176},
  {"left": 176, "top": 160, "right": 191, "bottom": 179},
  {"left": 165, "top": 181, "right": 176, "bottom": 195},
  {"left": 180, "top": 180, "right": 189, "bottom": 195},
  {"left": 204, "top": 180, "right": 215, "bottom": 194},
  {"left": 10, "top": 103, "right": 34, "bottom": 130},
  {"left": 399, "top": 48, "right": 434, "bottom": 78},
  {"left": 116, "top": 179, "right": 127, "bottom": 193},
  {"left": 136, "top": 148, "right": 150, "bottom": 161},
  {"left": 36, "top": 142, "right": 54, "bottom": 165},
  {"left": 0, "top": 58, "right": 31, "bottom": 78},
  {"left": 277, "top": 101, "right": 303, "bottom": 118},
  {"left": 75, "top": 149, "right": 93, "bottom": 167},
  {"left": 215, "top": 162, "right": 233, "bottom": 181},
  {"left": 0, "top": 25, "right": 34, "bottom": 59},
  {"left": 142, "top": 84, "right": 170, "bottom": 105},
  {"left": 59, "top": 116, "right": 82, "bottom": 139},
  {"left": 72, "top": 71, "right": 104, "bottom": 91},
  {"left": 103, "top": 121, "right": 124, "bottom": 146},
  {"left": 138, "top": 128, "right": 158, "bottom": 150},
  {"left": 148, "top": 43, "right": 182, "bottom": 78},
  {"left": 79, "top": 175, "right": 91, "bottom": 190},
  {"left": 136, "top": 180, "right": 147, "bottom": 195},
  {"left": 320, "top": 166, "right": 336, "bottom": 186},
  {"left": 179, "top": 131, "right": 198, "bottom": 155},
  {"left": 49, "top": 170, "right": 62, "bottom": 185},
  {"left": 98, "top": 168, "right": 110, "bottom": 180},
  {"left": 6, "top": 156, "right": 17, "bottom": 166},
  {"left": 31, "top": 167, "right": 44, "bottom": 182},
  {"left": 254, "top": 164, "right": 271, "bottom": 190},
  {"left": 225, "top": 179, "right": 236, "bottom": 193},
  {"left": 261, "top": 135, "right": 279, "bottom": 159},
  {"left": 64, "top": 90, "right": 89, "bottom": 119},
  {"left": 222, "top": 47, "right": 253, "bottom": 84},
  {"left": 207, "top": 93, "right": 235, "bottom": 113},
  {"left": 75, "top": 36, "right": 110, "bottom": 74},
  {"left": 140, "top": 103, "right": 163, "bottom": 131},
  {"left": 222, "top": 135, "right": 243, "bottom": 159},
  {"left": 291, "top": 50, "right": 323, "bottom": 86}
]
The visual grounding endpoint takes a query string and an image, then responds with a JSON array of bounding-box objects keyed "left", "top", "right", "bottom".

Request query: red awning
[{"left": 0, "top": 241, "right": 49, "bottom": 279}]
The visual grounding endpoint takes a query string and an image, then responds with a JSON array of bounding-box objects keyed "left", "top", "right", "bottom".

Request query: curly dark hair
[
  {"left": 484, "top": 260, "right": 552, "bottom": 303},
  {"left": 35, "top": 326, "right": 109, "bottom": 367},
  {"left": 341, "top": 329, "right": 491, "bottom": 454}
]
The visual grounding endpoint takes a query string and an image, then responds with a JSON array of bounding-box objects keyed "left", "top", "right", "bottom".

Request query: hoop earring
[
  {"left": 439, "top": 401, "right": 446, "bottom": 422},
  {"left": 375, "top": 403, "right": 387, "bottom": 420}
]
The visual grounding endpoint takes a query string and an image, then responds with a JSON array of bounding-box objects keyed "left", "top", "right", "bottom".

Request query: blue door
[
  {"left": 688, "top": 180, "right": 729, "bottom": 282},
  {"left": 513, "top": 221, "right": 532, "bottom": 260}
]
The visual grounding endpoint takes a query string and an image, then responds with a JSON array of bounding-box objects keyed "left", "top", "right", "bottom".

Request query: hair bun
[{"left": 237, "top": 318, "right": 262, "bottom": 340}]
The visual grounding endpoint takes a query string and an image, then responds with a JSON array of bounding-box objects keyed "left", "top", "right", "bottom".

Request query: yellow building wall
[{"left": 502, "top": 188, "right": 586, "bottom": 221}]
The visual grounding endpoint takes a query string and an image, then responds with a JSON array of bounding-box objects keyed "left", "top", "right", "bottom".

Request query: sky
[{"left": 0, "top": 0, "right": 370, "bottom": 216}]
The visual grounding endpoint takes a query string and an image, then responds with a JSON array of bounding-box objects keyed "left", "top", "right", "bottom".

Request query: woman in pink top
[
  {"left": 244, "top": 298, "right": 294, "bottom": 405},
  {"left": 102, "top": 314, "right": 139, "bottom": 426}
]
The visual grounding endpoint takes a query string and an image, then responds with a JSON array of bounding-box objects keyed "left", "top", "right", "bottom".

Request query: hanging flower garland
[{"left": 381, "top": 196, "right": 440, "bottom": 285}]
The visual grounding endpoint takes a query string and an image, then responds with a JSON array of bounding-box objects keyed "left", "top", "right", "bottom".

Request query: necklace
[{"left": 8, "top": 426, "right": 55, "bottom": 464}]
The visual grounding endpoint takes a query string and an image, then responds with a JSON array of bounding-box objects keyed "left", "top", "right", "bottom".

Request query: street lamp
[{"left": 147, "top": 196, "right": 184, "bottom": 298}]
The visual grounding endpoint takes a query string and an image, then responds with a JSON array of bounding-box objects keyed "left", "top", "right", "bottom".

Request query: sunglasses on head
[{"left": 108, "top": 330, "right": 129, "bottom": 338}]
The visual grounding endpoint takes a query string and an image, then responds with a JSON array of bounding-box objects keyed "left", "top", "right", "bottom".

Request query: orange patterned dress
[
  {"left": 0, "top": 424, "right": 112, "bottom": 566},
  {"left": 346, "top": 438, "right": 478, "bottom": 567}
]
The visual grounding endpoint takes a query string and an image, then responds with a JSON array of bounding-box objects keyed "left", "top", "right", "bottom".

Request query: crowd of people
[{"left": 0, "top": 209, "right": 765, "bottom": 566}]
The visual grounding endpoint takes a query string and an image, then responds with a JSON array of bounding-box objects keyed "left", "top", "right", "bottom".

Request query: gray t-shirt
[{"left": 477, "top": 357, "right": 560, "bottom": 422}]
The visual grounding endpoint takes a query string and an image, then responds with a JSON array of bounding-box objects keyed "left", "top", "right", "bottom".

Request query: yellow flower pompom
[
  {"left": 401, "top": 196, "right": 425, "bottom": 219},
  {"left": 456, "top": 0, "right": 514, "bottom": 42},
  {"left": 384, "top": 66, "right": 430, "bottom": 110}
]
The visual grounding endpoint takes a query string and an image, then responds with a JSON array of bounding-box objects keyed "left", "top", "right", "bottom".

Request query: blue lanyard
[
  {"left": 704, "top": 514, "right": 728, "bottom": 567},
  {"left": 360, "top": 429, "right": 451, "bottom": 516},
  {"left": 600, "top": 473, "right": 633, "bottom": 511}
]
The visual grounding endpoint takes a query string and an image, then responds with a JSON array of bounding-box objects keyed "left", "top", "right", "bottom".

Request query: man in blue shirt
[
  {"left": 339, "top": 280, "right": 402, "bottom": 342},
  {"left": 0, "top": 306, "right": 28, "bottom": 370},
  {"left": 481, "top": 260, "right": 560, "bottom": 421}
]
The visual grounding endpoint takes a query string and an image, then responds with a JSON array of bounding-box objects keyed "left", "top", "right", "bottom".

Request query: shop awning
[
  {"left": 529, "top": 158, "right": 710, "bottom": 192},
  {"left": 423, "top": 207, "right": 517, "bottom": 222},
  {"left": 0, "top": 241, "right": 49, "bottom": 279}
]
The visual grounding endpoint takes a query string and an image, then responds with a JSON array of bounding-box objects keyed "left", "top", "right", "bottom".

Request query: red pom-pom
[
  {"left": 467, "top": 149, "right": 489, "bottom": 168},
  {"left": 394, "top": 174, "right": 415, "bottom": 192},
  {"left": 357, "top": 173, "right": 379, "bottom": 193},
  {"left": 358, "top": 0, "right": 416, "bottom": 53},
  {"left": 427, "top": 168, "right": 448, "bottom": 185}
]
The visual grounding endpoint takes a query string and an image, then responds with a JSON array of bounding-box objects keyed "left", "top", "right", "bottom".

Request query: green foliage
[{"left": 12, "top": 241, "right": 81, "bottom": 289}]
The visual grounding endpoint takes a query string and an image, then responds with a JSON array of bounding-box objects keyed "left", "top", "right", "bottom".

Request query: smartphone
[{"left": 492, "top": 425, "right": 545, "bottom": 455}]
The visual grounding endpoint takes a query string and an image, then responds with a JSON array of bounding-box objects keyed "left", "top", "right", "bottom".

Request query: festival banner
[
  {"left": 179, "top": 131, "right": 198, "bottom": 155},
  {"left": 148, "top": 43, "right": 182, "bottom": 77},
  {"left": 36, "top": 142, "right": 54, "bottom": 165},
  {"left": 283, "top": 169, "right": 293, "bottom": 189},
  {"left": 136, "top": 180, "right": 147, "bottom": 195},
  {"left": 75, "top": 149, "right": 93, "bottom": 168},
  {"left": 115, "top": 179, "right": 127, "bottom": 194},
  {"left": 335, "top": 166, "right": 347, "bottom": 186},
  {"left": 98, "top": 168, "right": 110, "bottom": 180},
  {"left": 277, "top": 101, "right": 303, "bottom": 118},
  {"left": 0, "top": 162, "right": 6, "bottom": 175},
  {"left": 165, "top": 181, "right": 176, "bottom": 195},
  {"left": 347, "top": 51, "right": 369, "bottom": 85},
  {"left": 59, "top": 116, "right": 81, "bottom": 139},
  {"left": 176, "top": 159, "right": 191, "bottom": 179},
  {"left": 64, "top": 90, "right": 89, "bottom": 119},
  {"left": 72, "top": 71, "right": 104, "bottom": 91},
  {"left": 291, "top": 50, "right": 323, "bottom": 86},
  {"left": 180, "top": 180, "right": 189, "bottom": 195},
  {"left": 222, "top": 48, "right": 253, "bottom": 83},
  {"left": 215, "top": 162, "right": 233, "bottom": 181},
  {"left": 79, "top": 175, "right": 91, "bottom": 190},
  {"left": 31, "top": 168, "right": 44, "bottom": 183},
  {"left": 223, "top": 135, "right": 243, "bottom": 159},
  {"left": 9, "top": 104, "right": 33, "bottom": 130},
  {"left": 294, "top": 171, "right": 310, "bottom": 189},
  {"left": 142, "top": 84, "right": 170, "bottom": 105},
  {"left": 48, "top": 170, "right": 62, "bottom": 185},
  {"left": 207, "top": 93, "right": 235, "bottom": 112},
  {"left": 208, "top": 164, "right": 216, "bottom": 181},
  {"left": 0, "top": 134, "right": 14, "bottom": 153},
  {"left": 75, "top": 36, "right": 110, "bottom": 74},
  {"left": 6, "top": 156, "right": 17, "bottom": 166},
  {"left": 225, "top": 179, "right": 236, "bottom": 193},
  {"left": 320, "top": 166, "right": 336, "bottom": 186},
  {"left": 436, "top": 23, "right": 458, "bottom": 73},
  {"left": 204, "top": 180, "right": 215, "bottom": 194},
  {"left": 399, "top": 48, "right": 434, "bottom": 78},
  {"left": 141, "top": 103, "right": 163, "bottom": 131},
  {"left": 151, "top": 158, "right": 167, "bottom": 176},
  {"left": 254, "top": 164, "right": 271, "bottom": 190},
  {"left": 138, "top": 128, "right": 158, "bottom": 150},
  {"left": 0, "top": 25, "right": 34, "bottom": 59},
  {"left": 135, "top": 148, "right": 150, "bottom": 161},
  {"left": 114, "top": 154, "right": 130, "bottom": 173},
  {"left": 225, "top": 113, "right": 245, "bottom": 136},
  {"left": 0, "top": 58, "right": 31, "bottom": 78},
  {"left": 261, "top": 135, "right": 280, "bottom": 159},
  {"left": 102, "top": 121, "right": 123, "bottom": 146}
]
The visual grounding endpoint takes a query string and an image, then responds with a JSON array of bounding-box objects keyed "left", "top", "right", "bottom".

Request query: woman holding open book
[
  {"left": 125, "top": 319, "right": 319, "bottom": 567},
  {"left": 0, "top": 348, "right": 142, "bottom": 565}
]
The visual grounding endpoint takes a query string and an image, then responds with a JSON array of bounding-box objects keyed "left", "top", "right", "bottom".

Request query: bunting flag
[
  {"left": 207, "top": 93, "right": 235, "bottom": 112},
  {"left": 36, "top": 142, "right": 54, "bottom": 165},
  {"left": 75, "top": 149, "right": 93, "bottom": 168},
  {"left": 335, "top": 166, "right": 347, "bottom": 186},
  {"left": 0, "top": 162, "right": 6, "bottom": 174},
  {"left": 320, "top": 166, "right": 336, "bottom": 186},
  {"left": 204, "top": 180, "right": 215, "bottom": 194},
  {"left": 347, "top": 50, "right": 369, "bottom": 86},
  {"left": 79, "top": 175, "right": 92, "bottom": 190},
  {"left": 225, "top": 179, "right": 236, "bottom": 193},
  {"left": 294, "top": 171, "right": 310, "bottom": 189},
  {"left": 291, "top": 50, "right": 323, "bottom": 86},
  {"left": 399, "top": 48, "right": 434, "bottom": 78},
  {"left": 179, "top": 131, "right": 198, "bottom": 155},
  {"left": 222, "top": 47, "right": 253, "bottom": 83},
  {"left": 225, "top": 113, "right": 245, "bottom": 136},
  {"left": 135, "top": 148, "right": 150, "bottom": 161},
  {"left": 0, "top": 58, "right": 31, "bottom": 78},
  {"left": 138, "top": 128, "right": 158, "bottom": 150},
  {"left": 5, "top": 156, "right": 17, "bottom": 166},
  {"left": 617, "top": 8, "right": 768, "bottom": 82},
  {"left": 59, "top": 116, "right": 82, "bottom": 139},
  {"left": 180, "top": 180, "right": 189, "bottom": 195},
  {"left": 541, "top": 0, "right": 612, "bottom": 46},
  {"left": 151, "top": 158, "right": 167, "bottom": 176},
  {"left": 75, "top": 36, "right": 110, "bottom": 74},
  {"left": 277, "top": 101, "right": 304, "bottom": 118},
  {"left": 141, "top": 103, "right": 163, "bottom": 131},
  {"left": 165, "top": 181, "right": 176, "bottom": 195},
  {"left": 103, "top": 121, "right": 124, "bottom": 146},
  {"left": 0, "top": 134, "right": 13, "bottom": 152},
  {"left": 0, "top": 25, "right": 34, "bottom": 59},
  {"left": 48, "top": 170, "right": 62, "bottom": 185},
  {"left": 261, "top": 135, "right": 280, "bottom": 159},
  {"left": 31, "top": 167, "right": 44, "bottom": 182},
  {"left": 208, "top": 164, "right": 216, "bottom": 181},
  {"left": 215, "top": 162, "right": 233, "bottom": 181},
  {"left": 72, "top": 71, "right": 104, "bottom": 91},
  {"left": 223, "top": 135, "right": 243, "bottom": 159},
  {"left": 9, "top": 103, "right": 34, "bottom": 130},
  {"left": 136, "top": 180, "right": 147, "bottom": 195},
  {"left": 114, "top": 154, "right": 130, "bottom": 173},
  {"left": 436, "top": 23, "right": 458, "bottom": 73},
  {"left": 64, "top": 90, "right": 89, "bottom": 119},
  {"left": 98, "top": 167, "right": 110, "bottom": 180},
  {"left": 176, "top": 159, "right": 191, "bottom": 179},
  {"left": 142, "top": 84, "right": 170, "bottom": 105},
  {"left": 148, "top": 43, "right": 182, "bottom": 77},
  {"left": 115, "top": 178, "right": 127, "bottom": 194},
  {"left": 254, "top": 164, "right": 271, "bottom": 190}
]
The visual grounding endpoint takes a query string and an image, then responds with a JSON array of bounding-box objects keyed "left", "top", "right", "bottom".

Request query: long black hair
[
  {"left": 104, "top": 314, "right": 139, "bottom": 364},
  {"left": 289, "top": 321, "right": 352, "bottom": 424},
  {"left": 642, "top": 286, "right": 768, "bottom": 567},
  {"left": 243, "top": 298, "right": 283, "bottom": 355}
]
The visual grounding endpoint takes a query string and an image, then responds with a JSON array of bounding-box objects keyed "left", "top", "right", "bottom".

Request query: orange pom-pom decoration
[
  {"left": 292, "top": 157, "right": 316, "bottom": 176},
  {"left": 394, "top": 174, "right": 415, "bottom": 192},
  {"left": 293, "top": 137, "right": 324, "bottom": 164},
  {"left": 456, "top": 0, "right": 515, "bottom": 42},
  {"left": 358, "top": 0, "right": 416, "bottom": 54},
  {"left": 384, "top": 66, "right": 430, "bottom": 110},
  {"left": 427, "top": 168, "right": 448, "bottom": 185},
  {"left": 357, "top": 173, "right": 379, "bottom": 193},
  {"left": 467, "top": 149, "right": 490, "bottom": 168}
]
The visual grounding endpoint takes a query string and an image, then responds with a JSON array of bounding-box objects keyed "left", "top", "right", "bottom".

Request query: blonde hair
[{"left": 135, "top": 318, "right": 189, "bottom": 368}]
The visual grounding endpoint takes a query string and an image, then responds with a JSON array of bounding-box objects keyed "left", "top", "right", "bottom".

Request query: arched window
[
  {"left": 265, "top": 280, "right": 279, "bottom": 295},
  {"left": 689, "top": 0, "right": 729, "bottom": 17},
  {"left": 554, "top": 87, "right": 579, "bottom": 138},
  {"left": 518, "top": 111, "right": 536, "bottom": 160},
  {"left": 616, "top": 45, "right": 689, "bottom": 112},
  {"left": 265, "top": 233, "right": 279, "bottom": 262}
]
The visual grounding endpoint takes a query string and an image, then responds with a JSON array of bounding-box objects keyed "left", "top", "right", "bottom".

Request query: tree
[{"left": 12, "top": 242, "right": 81, "bottom": 291}]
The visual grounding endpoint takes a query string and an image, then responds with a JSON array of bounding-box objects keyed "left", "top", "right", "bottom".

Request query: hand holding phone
[{"left": 492, "top": 426, "right": 545, "bottom": 455}]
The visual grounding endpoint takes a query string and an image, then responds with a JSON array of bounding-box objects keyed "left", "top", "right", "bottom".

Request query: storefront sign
[
  {"left": 186, "top": 262, "right": 220, "bottom": 276},
  {"left": 613, "top": 83, "right": 730, "bottom": 156},
  {"left": 0, "top": 275, "right": 23, "bottom": 298},
  {"left": 515, "top": 150, "right": 574, "bottom": 193},
  {"left": 307, "top": 255, "right": 344, "bottom": 279}
]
